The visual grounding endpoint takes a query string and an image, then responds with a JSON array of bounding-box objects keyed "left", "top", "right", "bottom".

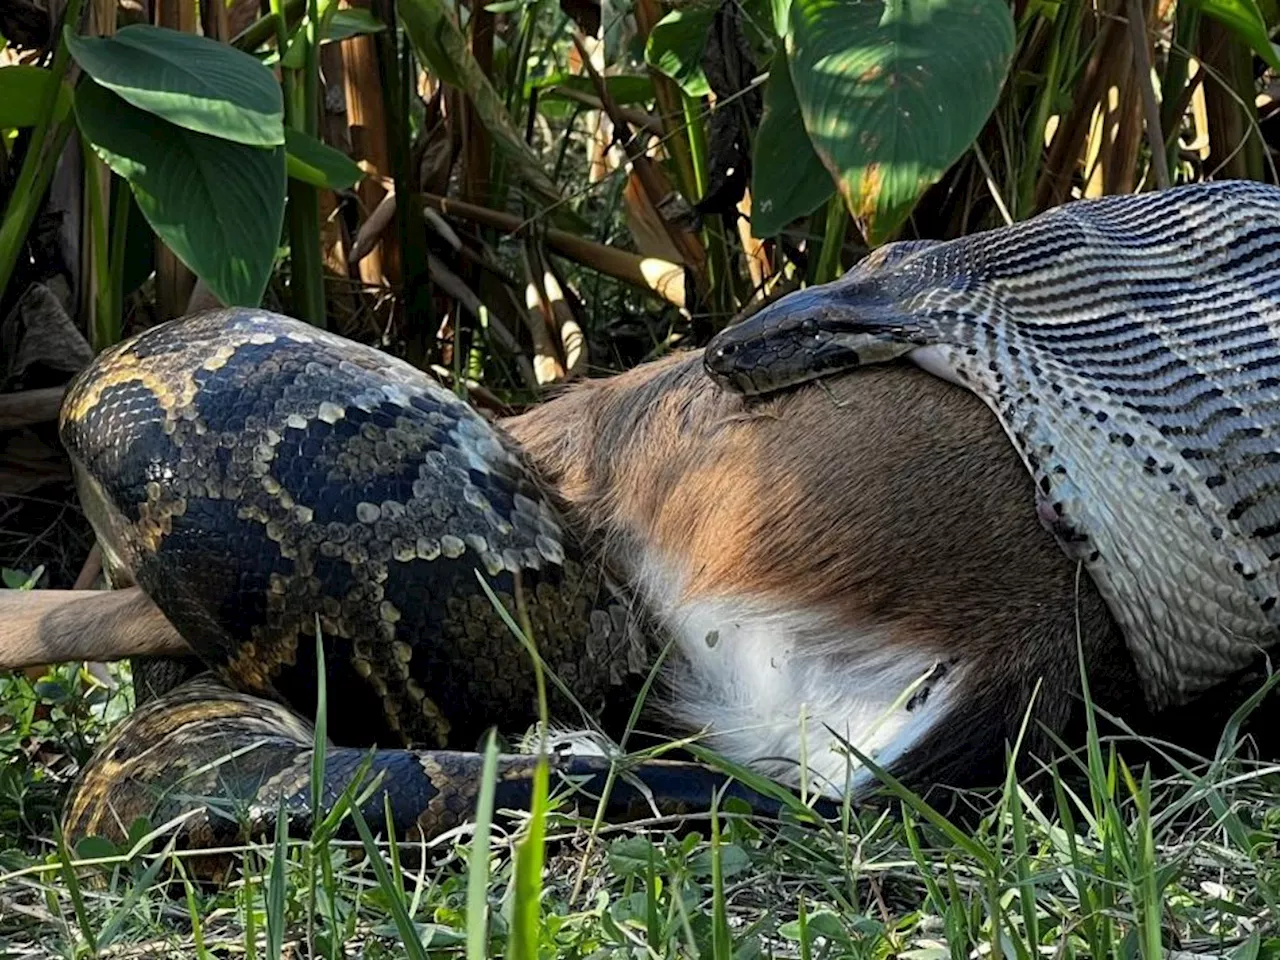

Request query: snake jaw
[
  {"left": 704, "top": 284, "right": 922, "bottom": 396},
  {"left": 704, "top": 334, "right": 865, "bottom": 396}
]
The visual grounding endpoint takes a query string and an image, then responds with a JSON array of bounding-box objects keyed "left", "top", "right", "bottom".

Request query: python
[{"left": 1, "top": 306, "right": 1265, "bottom": 850}]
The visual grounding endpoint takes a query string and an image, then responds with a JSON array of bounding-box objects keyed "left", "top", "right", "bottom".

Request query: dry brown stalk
[
  {"left": 418, "top": 193, "right": 687, "bottom": 308},
  {"left": 0, "top": 387, "right": 66, "bottom": 431},
  {"left": 568, "top": 29, "right": 706, "bottom": 274},
  {"left": 341, "top": 3, "right": 399, "bottom": 287}
]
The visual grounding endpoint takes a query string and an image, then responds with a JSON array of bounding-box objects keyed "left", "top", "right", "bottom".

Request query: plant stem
[
  {"left": 274, "top": 0, "right": 326, "bottom": 325},
  {"left": 0, "top": 0, "right": 84, "bottom": 305},
  {"left": 1017, "top": 4, "right": 1073, "bottom": 217},
  {"left": 1160, "top": 9, "right": 1198, "bottom": 176},
  {"left": 814, "top": 194, "right": 847, "bottom": 284},
  {"left": 1126, "top": 0, "right": 1169, "bottom": 189},
  {"left": 108, "top": 178, "right": 131, "bottom": 336},
  {"left": 681, "top": 92, "right": 739, "bottom": 322},
  {"left": 683, "top": 94, "right": 709, "bottom": 201},
  {"left": 82, "top": 139, "right": 111, "bottom": 350},
  {"left": 231, "top": 0, "right": 305, "bottom": 51},
  {"left": 374, "top": 0, "right": 431, "bottom": 363}
]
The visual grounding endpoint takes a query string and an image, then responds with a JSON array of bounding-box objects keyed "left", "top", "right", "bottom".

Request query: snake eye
[
  {"left": 800, "top": 318, "right": 819, "bottom": 336},
  {"left": 715, "top": 343, "right": 736, "bottom": 358}
]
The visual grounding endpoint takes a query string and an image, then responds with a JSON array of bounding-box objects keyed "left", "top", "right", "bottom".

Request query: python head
[
  {"left": 703, "top": 240, "right": 946, "bottom": 396},
  {"left": 703, "top": 283, "right": 930, "bottom": 395}
]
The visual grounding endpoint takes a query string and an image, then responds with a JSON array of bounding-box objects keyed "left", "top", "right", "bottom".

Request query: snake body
[
  {"left": 705, "top": 179, "right": 1280, "bottom": 710},
  {"left": 58, "top": 309, "right": 815, "bottom": 851}
]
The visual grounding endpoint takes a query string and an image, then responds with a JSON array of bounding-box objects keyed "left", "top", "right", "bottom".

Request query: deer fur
[
  {"left": 9, "top": 347, "right": 1250, "bottom": 797},
  {"left": 503, "top": 350, "right": 1150, "bottom": 796},
  {"left": 0, "top": 587, "right": 186, "bottom": 670}
]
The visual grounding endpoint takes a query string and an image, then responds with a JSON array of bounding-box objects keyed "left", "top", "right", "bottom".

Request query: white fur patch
[
  {"left": 632, "top": 550, "right": 961, "bottom": 798},
  {"left": 519, "top": 725, "right": 616, "bottom": 758},
  {"left": 909, "top": 345, "right": 969, "bottom": 390}
]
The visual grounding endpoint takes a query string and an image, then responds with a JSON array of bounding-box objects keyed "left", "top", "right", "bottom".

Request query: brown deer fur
[
  {"left": 0, "top": 588, "right": 185, "bottom": 670},
  {"left": 503, "top": 350, "right": 1150, "bottom": 794},
  {"left": 7, "top": 349, "right": 1258, "bottom": 796}
]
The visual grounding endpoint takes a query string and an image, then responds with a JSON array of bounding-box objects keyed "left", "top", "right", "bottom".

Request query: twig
[
  {"left": 548, "top": 85, "right": 664, "bottom": 137},
  {"left": 0, "top": 386, "right": 66, "bottom": 431},
  {"left": 1127, "top": 0, "right": 1171, "bottom": 189},
  {"left": 418, "top": 193, "right": 686, "bottom": 308}
]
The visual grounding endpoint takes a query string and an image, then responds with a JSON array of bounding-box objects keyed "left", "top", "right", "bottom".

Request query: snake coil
[{"left": 59, "top": 309, "right": 815, "bottom": 851}]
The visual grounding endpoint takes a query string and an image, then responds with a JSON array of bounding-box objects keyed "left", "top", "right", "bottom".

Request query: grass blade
[{"left": 466, "top": 730, "right": 500, "bottom": 960}]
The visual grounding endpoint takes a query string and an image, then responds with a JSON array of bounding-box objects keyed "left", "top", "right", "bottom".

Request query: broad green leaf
[
  {"left": 75, "top": 78, "right": 285, "bottom": 307},
  {"left": 0, "top": 66, "right": 72, "bottom": 128},
  {"left": 787, "top": 0, "right": 1015, "bottom": 243},
  {"left": 751, "top": 48, "right": 834, "bottom": 237},
  {"left": 278, "top": 9, "right": 385, "bottom": 69},
  {"left": 1188, "top": 0, "right": 1280, "bottom": 70},
  {"left": 65, "top": 24, "right": 284, "bottom": 147},
  {"left": 690, "top": 842, "right": 750, "bottom": 879},
  {"left": 325, "top": 7, "right": 386, "bottom": 41},
  {"left": 397, "top": 0, "right": 567, "bottom": 213},
  {"left": 607, "top": 836, "right": 658, "bottom": 876},
  {"left": 285, "top": 127, "right": 363, "bottom": 189},
  {"left": 645, "top": 7, "right": 715, "bottom": 97},
  {"left": 2, "top": 565, "right": 44, "bottom": 590},
  {"left": 780, "top": 909, "right": 855, "bottom": 945}
]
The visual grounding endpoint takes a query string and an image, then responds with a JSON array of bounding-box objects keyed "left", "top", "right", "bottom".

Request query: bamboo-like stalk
[
  {"left": 317, "top": 43, "right": 354, "bottom": 301},
  {"left": 1126, "top": 0, "right": 1168, "bottom": 189},
  {"left": 680, "top": 90, "right": 742, "bottom": 322},
  {"left": 1101, "top": 54, "right": 1143, "bottom": 195},
  {"left": 417, "top": 193, "right": 687, "bottom": 308},
  {"left": 81, "top": 0, "right": 118, "bottom": 348},
  {"left": 1160, "top": 10, "right": 1200, "bottom": 175},
  {"left": 1199, "top": 22, "right": 1265, "bottom": 182},
  {"left": 271, "top": 0, "right": 326, "bottom": 325},
  {"left": 569, "top": 30, "right": 705, "bottom": 274},
  {"left": 632, "top": 0, "right": 699, "bottom": 205},
  {"left": 463, "top": 7, "right": 494, "bottom": 207},
  {"left": 341, "top": 4, "right": 397, "bottom": 289},
  {"left": 200, "top": 0, "right": 229, "bottom": 41},
  {"left": 374, "top": 5, "right": 434, "bottom": 363},
  {"left": 1016, "top": 0, "right": 1082, "bottom": 216},
  {"left": 1035, "top": 1, "right": 1126, "bottom": 208},
  {"left": 81, "top": 135, "right": 113, "bottom": 349},
  {"left": 520, "top": 245, "right": 568, "bottom": 385}
]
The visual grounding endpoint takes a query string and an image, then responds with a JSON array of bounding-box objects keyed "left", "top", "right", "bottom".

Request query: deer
[{"left": 2, "top": 347, "right": 1259, "bottom": 809}]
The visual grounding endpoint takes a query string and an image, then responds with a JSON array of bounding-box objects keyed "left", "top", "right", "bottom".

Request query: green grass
[{"left": 5, "top": 648, "right": 1280, "bottom": 958}]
